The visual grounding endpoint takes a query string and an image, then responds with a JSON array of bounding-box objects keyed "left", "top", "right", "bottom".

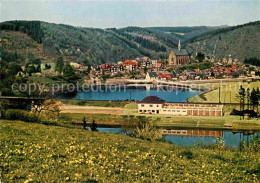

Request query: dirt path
[{"left": 60, "top": 105, "right": 124, "bottom": 115}]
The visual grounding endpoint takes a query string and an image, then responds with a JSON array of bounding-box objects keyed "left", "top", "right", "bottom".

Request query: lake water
[
  {"left": 86, "top": 127, "right": 259, "bottom": 147},
  {"left": 57, "top": 88, "right": 201, "bottom": 102}
]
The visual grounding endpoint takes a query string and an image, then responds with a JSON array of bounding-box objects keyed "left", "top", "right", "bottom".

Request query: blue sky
[{"left": 0, "top": 0, "right": 259, "bottom": 28}]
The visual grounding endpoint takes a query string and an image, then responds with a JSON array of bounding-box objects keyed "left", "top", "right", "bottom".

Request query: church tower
[
  {"left": 178, "top": 40, "right": 181, "bottom": 51},
  {"left": 168, "top": 39, "right": 189, "bottom": 66}
]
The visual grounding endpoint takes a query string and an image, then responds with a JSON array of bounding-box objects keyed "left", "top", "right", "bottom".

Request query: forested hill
[
  {"left": 147, "top": 26, "right": 227, "bottom": 42},
  {"left": 0, "top": 20, "right": 259, "bottom": 65},
  {"left": 185, "top": 21, "right": 260, "bottom": 61},
  {"left": 0, "top": 21, "right": 181, "bottom": 65}
]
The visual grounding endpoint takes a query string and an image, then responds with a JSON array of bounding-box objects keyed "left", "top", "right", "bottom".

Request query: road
[{"left": 60, "top": 104, "right": 124, "bottom": 115}]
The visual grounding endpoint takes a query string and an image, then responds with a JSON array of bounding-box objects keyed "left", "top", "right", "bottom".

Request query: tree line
[
  {"left": 244, "top": 57, "right": 260, "bottom": 66},
  {"left": 0, "top": 21, "right": 43, "bottom": 43},
  {"left": 236, "top": 85, "right": 260, "bottom": 119}
]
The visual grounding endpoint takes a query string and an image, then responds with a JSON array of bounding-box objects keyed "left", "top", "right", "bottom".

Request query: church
[{"left": 168, "top": 40, "right": 189, "bottom": 66}]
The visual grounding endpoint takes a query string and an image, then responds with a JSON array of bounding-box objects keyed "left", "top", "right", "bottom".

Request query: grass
[
  {"left": 61, "top": 100, "right": 130, "bottom": 108},
  {"left": 188, "top": 81, "right": 260, "bottom": 104},
  {"left": 60, "top": 113, "right": 125, "bottom": 125},
  {"left": 60, "top": 113, "right": 260, "bottom": 130},
  {"left": 0, "top": 120, "right": 260, "bottom": 182}
]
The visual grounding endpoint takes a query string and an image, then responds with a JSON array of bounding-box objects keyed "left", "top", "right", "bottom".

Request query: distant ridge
[
  {"left": 0, "top": 20, "right": 259, "bottom": 64},
  {"left": 185, "top": 21, "right": 260, "bottom": 61}
]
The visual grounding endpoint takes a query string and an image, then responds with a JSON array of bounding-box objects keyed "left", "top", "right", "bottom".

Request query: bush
[
  {"left": 178, "top": 150, "right": 194, "bottom": 159},
  {"left": 241, "top": 136, "right": 260, "bottom": 153},
  {"left": 4, "top": 109, "right": 39, "bottom": 122},
  {"left": 122, "top": 116, "right": 162, "bottom": 141}
]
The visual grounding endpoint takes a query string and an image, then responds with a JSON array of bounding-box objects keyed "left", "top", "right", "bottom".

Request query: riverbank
[
  {"left": 1, "top": 120, "right": 259, "bottom": 182},
  {"left": 60, "top": 112, "right": 260, "bottom": 131}
]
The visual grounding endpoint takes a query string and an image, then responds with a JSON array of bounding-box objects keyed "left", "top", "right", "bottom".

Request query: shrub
[
  {"left": 178, "top": 150, "right": 194, "bottom": 159},
  {"left": 122, "top": 116, "right": 162, "bottom": 141},
  {"left": 241, "top": 136, "right": 260, "bottom": 153},
  {"left": 4, "top": 109, "right": 39, "bottom": 122}
]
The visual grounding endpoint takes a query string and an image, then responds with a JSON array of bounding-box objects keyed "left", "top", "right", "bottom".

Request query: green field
[
  {"left": 61, "top": 100, "right": 130, "bottom": 108},
  {"left": 188, "top": 81, "right": 260, "bottom": 104},
  {"left": 0, "top": 120, "right": 259, "bottom": 182},
  {"left": 60, "top": 113, "right": 260, "bottom": 130}
]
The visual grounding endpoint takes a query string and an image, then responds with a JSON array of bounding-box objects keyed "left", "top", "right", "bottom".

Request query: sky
[{"left": 0, "top": 0, "right": 259, "bottom": 28}]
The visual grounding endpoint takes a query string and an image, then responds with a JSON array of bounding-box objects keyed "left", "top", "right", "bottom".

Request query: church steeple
[{"left": 178, "top": 40, "right": 181, "bottom": 51}]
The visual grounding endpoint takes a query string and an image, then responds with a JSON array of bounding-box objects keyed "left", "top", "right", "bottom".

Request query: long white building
[{"left": 138, "top": 96, "right": 223, "bottom": 116}]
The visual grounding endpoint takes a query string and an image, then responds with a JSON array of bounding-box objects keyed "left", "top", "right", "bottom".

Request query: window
[
  {"left": 141, "top": 104, "right": 144, "bottom": 107},
  {"left": 149, "top": 105, "right": 153, "bottom": 107},
  {"left": 152, "top": 110, "right": 155, "bottom": 112},
  {"left": 157, "top": 105, "right": 159, "bottom": 107},
  {"left": 177, "top": 110, "right": 180, "bottom": 112}
]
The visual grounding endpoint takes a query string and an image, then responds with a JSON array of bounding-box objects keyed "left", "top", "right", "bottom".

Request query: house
[
  {"left": 154, "top": 63, "right": 162, "bottom": 71},
  {"left": 158, "top": 73, "right": 173, "bottom": 81},
  {"left": 70, "top": 62, "right": 82, "bottom": 69},
  {"left": 168, "top": 40, "right": 189, "bottom": 66},
  {"left": 138, "top": 96, "right": 224, "bottom": 116},
  {"left": 124, "top": 60, "right": 138, "bottom": 72},
  {"left": 146, "top": 72, "right": 158, "bottom": 81},
  {"left": 138, "top": 96, "right": 165, "bottom": 114}
]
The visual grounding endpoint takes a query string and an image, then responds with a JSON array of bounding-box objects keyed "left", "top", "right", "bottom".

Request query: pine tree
[{"left": 55, "top": 57, "right": 64, "bottom": 74}]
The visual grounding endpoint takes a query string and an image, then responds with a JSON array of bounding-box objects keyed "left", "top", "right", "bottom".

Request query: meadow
[
  {"left": 61, "top": 112, "right": 260, "bottom": 130},
  {"left": 0, "top": 120, "right": 259, "bottom": 182},
  {"left": 188, "top": 81, "right": 260, "bottom": 104}
]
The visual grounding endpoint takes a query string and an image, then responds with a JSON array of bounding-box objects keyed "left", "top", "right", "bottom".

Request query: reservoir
[{"left": 57, "top": 87, "right": 201, "bottom": 102}]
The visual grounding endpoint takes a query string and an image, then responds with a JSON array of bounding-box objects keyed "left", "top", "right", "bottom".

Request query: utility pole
[
  {"left": 230, "top": 90, "right": 231, "bottom": 103},
  {"left": 219, "top": 87, "right": 221, "bottom": 103}
]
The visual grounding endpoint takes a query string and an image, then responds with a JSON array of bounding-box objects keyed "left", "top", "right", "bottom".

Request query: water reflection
[
  {"left": 94, "top": 127, "right": 259, "bottom": 147},
  {"left": 162, "top": 129, "right": 223, "bottom": 138}
]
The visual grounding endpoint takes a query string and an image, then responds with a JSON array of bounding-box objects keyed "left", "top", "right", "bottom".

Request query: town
[{"left": 64, "top": 41, "right": 259, "bottom": 85}]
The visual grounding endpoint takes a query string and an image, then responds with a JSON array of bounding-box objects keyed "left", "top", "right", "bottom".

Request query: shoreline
[{"left": 73, "top": 121, "right": 260, "bottom": 133}]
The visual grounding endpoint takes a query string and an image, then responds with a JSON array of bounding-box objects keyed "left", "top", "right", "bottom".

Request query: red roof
[
  {"left": 194, "top": 69, "right": 200, "bottom": 73},
  {"left": 165, "top": 74, "right": 172, "bottom": 80},
  {"left": 155, "top": 63, "right": 162, "bottom": 68},
  {"left": 232, "top": 65, "right": 237, "bottom": 70},
  {"left": 101, "top": 64, "right": 113, "bottom": 69},
  {"left": 158, "top": 74, "right": 172, "bottom": 80},
  {"left": 123, "top": 60, "right": 138, "bottom": 66}
]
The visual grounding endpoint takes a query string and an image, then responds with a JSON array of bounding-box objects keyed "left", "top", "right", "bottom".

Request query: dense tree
[
  {"left": 0, "top": 60, "right": 26, "bottom": 96},
  {"left": 36, "top": 64, "right": 41, "bottom": 73},
  {"left": 7, "top": 62, "right": 22, "bottom": 75},
  {"left": 90, "top": 119, "right": 98, "bottom": 131},
  {"left": 44, "top": 63, "right": 51, "bottom": 70},
  {"left": 63, "top": 63, "right": 77, "bottom": 82},
  {"left": 55, "top": 57, "right": 64, "bottom": 74},
  {"left": 25, "top": 65, "right": 37, "bottom": 76},
  {"left": 0, "top": 21, "right": 43, "bottom": 43},
  {"left": 236, "top": 85, "right": 246, "bottom": 119},
  {"left": 196, "top": 52, "right": 205, "bottom": 62},
  {"left": 244, "top": 57, "right": 260, "bottom": 66}
]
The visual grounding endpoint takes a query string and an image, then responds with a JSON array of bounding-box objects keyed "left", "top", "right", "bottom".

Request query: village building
[
  {"left": 138, "top": 96, "right": 223, "bottom": 116},
  {"left": 158, "top": 73, "right": 174, "bottom": 81},
  {"left": 146, "top": 72, "right": 158, "bottom": 81},
  {"left": 168, "top": 40, "right": 189, "bottom": 66},
  {"left": 123, "top": 60, "right": 138, "bottom": 72},
  {"left": 70, "top": 62, "right": 83, "bottom": 69}
]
